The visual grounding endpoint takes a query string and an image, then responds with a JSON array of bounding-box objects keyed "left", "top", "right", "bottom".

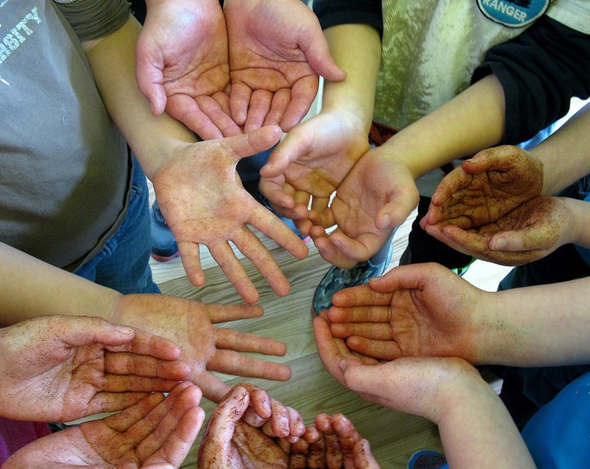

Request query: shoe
[
  {"left": 407, "top": 450, "right": 448, "bottom": 469},
  {"left": 312, "top": 244, "right": 393, "bottom": 315},
  {"left": 150, "top": 201, "right": 180, "bottom": 262},
  {"left": 451, "top": 257, "right": 476, "bottom": 277}
]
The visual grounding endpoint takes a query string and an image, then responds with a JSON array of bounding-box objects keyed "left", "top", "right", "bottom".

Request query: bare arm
[
  {"left": 482, "top": 275, "right": 590, "bottom": 367},
  {"left": 531, "top": 102, "right": 590, "bottom": 196},
  {"left": 0, "top": 242, "right": 120, "bottom": 327},
  {"left": 321, "top": 24, "right": 381, "bottom": 132},
  {"left": 317, "top": 324, "right": 535, "bottom": 469},
  {"left": 381, "top": 74, "right": 506, "bottom": 180},
  {"left": 84, "top": 16, "right": 196, "bottom": 179}
]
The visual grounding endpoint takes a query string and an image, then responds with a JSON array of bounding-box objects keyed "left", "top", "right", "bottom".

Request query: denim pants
[{"left": 74, "top": 158, "right": 160, "bottom": 294}]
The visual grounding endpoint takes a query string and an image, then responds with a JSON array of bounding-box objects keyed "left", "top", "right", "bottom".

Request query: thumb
[
  {"left": 489, "top": 229, "right": 548, "bottom": 252},
  {"left": 62, "top": 316, "right": 135, "bottom": 348},
  {"left": 376, "top": 195, "right": 417, "bottom": 230},
  {"left": 228, "top": 125, "right": 283, "bottom": 162},
  {"left": 339, "top": 359, "right": 376, "bottom": 395},
  {"left": 300, "top": 25, "right": 347, "bottom": 82},
  {"left": 206, "top": 386, "right": 250, "bottom": 440},
  {"left": 260, "top": 124, "right": 313, "bottom": 178},
  {"left": 135, "top": 55, "right": 167, "bottom": 116}
]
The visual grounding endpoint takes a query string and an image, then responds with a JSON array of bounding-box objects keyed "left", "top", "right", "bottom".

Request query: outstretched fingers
[
  {"left": 230, "top": 226, "right": 293, "bottom": 298},
  {"left": 249, "top": 202, "right": 309, "bottom": 260},
  {"left": 208, "top": 349, "right": 292, "bottom": 381},
  {"left": 207, "top": 240, "right": 260, "bottom": 304},
  {"left": 214, "top": 328, "right": 287, "bottom": 356}
]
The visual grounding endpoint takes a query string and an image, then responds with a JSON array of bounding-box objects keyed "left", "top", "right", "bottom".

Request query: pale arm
[
  {"left": 321, "top": 24, "right": 381, "bottom": 131},
  {"left": 380, "top": 73, "right": 506, "bottom": 181},
  {"left": 481, "top": 276, "right": 590, "bottom": 367},
  {"left": 435, "top": 374, "right": 535, "bottom": 469},
  {"left": 531, "top": 102, "right": 590, "bottom": 195},
  {"left": 84, "top": 16, "right": 196, "bottom": 179},
  {"left": 0, "top": 242, "right": 121, "bottom": 327}
]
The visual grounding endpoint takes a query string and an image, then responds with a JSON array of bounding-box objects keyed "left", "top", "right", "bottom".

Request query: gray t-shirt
[{"left": 0, "top": 0, "right": 131, "bottom": 269}]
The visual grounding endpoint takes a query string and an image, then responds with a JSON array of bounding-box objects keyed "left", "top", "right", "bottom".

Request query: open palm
[
  {"left": 259, "top": 110, "right": 369, "bottom": 226},
  {"left": 0, "top": 316, "right": 190, "bottom": 422},
  {"left": 309, "top": 146, "right": 419, "bottom": 268},
  {"left": 4, "top": 382, "right": 204, "bottom": 469},
  {"left": 224, "top": 0, "right": 345, "bottom": 132},
  {"left": 325, "top": 264, "right": 486, "bottom": 362},
  {"left": 109, "top": 294, "right": 293, "bottom": 404},
  {"left": 136, "top": 0, "right": 240, "bottom": 139},
  {"left": 152, "top": 126, "right": 308, "bottom": 304}
]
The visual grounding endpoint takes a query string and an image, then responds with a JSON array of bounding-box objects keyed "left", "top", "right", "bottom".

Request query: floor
[{"left": 149, "top": 199, "right": 511, "bottom": 468}]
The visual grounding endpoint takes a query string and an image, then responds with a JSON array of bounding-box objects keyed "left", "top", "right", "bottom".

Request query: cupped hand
[
  {"left": 314, "top": 313, "right": 484, "bottom": 424},
  {"left": 4, "top": 381, "right": 204, "bottom": 469},
  {"left": 198, "top": 385, "right": 378, "bottom": 468},
  {"left": 422, "top": 145, "right": 544, "bottom": 229},
  {"left": 313, "top": 413, "right": 380, "bottom": 468},
  {"left": 152, "top": 125, "right": 308, "bottom": 304},
  {"left": 108, "top": 294, "right": 292, "bottom": 404},
  {"left": 424, "top": 196, "right": 573, "bottom": 266},
  {"left": 136, "top": 0, "right": 240, "bottom": 139},
  {"left": 198, "top": 385, "right": 291, "bottom": 468},
  {"left": 309, "top": 146, "right": 419, "bottom": 268},
  {"left": 259, "top": 110, "right": 370, "bottom": 228},
  {"left": 224, "top": 0, "right": 346, "bottom": 133},
  {"left": 231, "top": 382, "right": 305, "bottom": 442},
  {"left": 318, "top": 263, "right": 488, "bottom": 362},
  {"left": 0, "top": 315, "right": 191, "bottom": 422}
]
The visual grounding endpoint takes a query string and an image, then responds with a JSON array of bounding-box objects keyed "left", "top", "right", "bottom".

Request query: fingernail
[
  {"left": 381, "top": 214, "right": 391, "bottom": 228},
  {"left": 115, "top": 326, "right": 134, "bottom": 334},
  {"left": 491, "top": 238, "right": 506, "bottom": 250},
  {"left": 338, "top": 359, "right": 348, "bottom": 372}
]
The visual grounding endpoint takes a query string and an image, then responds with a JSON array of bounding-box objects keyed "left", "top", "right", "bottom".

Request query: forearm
[
  {"left": 382, "top": 74, "right": 506, "bottom": 179},
  {"left": 531, "top": 102, "right": 590, "bottom": 195},
  {"left": 564, "top": 197, "right": 590, "bottom": 249},
  {"left": 438, "top": 377, "right": 535, "bottom": 469},
  {"left": 479, "top": 276, "right": 590, "bottom": 367},
  {"left": 84, "top": 17, "right": 196, "bottom": 180},
  {"left": 0, "top": 243, "right": 121, "bottom": 327},
  {"left": 321, "top": 24, "right": 381, "bottom": 134}
]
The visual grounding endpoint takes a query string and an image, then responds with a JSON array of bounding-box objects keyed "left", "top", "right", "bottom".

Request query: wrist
[
  {"left": 564, "top": 197, "right": 590, "bottom": 249},
  {"left": 135, "top": 132, "right": 196, "bottom": 182},
  {"left": 377, "top": 133, "right": 432, "bottom": 180},
  {"left": 432, "top": 363, "right": 497, "bottom": 425}
]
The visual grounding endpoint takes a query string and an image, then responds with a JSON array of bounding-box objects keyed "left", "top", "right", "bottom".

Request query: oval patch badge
[{"left": 477, "top": 0, "right": 551, "bottom": 28}]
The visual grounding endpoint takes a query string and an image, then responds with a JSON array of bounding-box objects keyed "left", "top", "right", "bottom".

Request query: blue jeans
[{"left": 74, "top": 158, "right": 160, "bottom": 294}]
